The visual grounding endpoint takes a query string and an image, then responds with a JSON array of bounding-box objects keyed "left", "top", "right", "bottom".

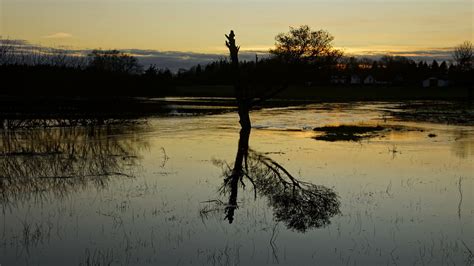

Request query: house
[
  {"left": 363, "top": 75, "right": 375, "bottom": 85},
  {"left": 422, "top": 77, "right": 449, "bottom": 88},
  {"left": 350, "top": 75, "right": 361, "bottom": 84},
  {"left": 331, "top": 75, "right": 347, "bottom": 84},
  {"left": 375, "top": 79, "right": 391, "bottom": 85}
]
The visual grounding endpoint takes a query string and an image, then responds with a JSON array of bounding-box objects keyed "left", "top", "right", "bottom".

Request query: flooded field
[{"left": 0, "top": 101, "right": 473, "bottom": 265}]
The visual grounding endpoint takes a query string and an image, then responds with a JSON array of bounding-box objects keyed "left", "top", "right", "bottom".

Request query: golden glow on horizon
[{"left": 1, "top": 0, "right": 472, "bottom": 53}]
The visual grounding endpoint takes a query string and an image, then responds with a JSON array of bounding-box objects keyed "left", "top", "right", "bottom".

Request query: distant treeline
[
  {"left": 0, "top": 30, "right": 472, "bottom": 98},
  {"left": 0, "top": 48, "right": 173, "bottom": 97},
  {"left": 173, "top": 55, "right": 472, "bottom": 88}
]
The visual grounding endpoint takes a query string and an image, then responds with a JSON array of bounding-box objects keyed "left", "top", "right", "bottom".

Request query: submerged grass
[
  {"left": 387, "top": 101, "right": 474, "bottom": 125},
  {"left": 313, "top": 125, "right": 385, "bottom": 142},
  {"left": 312, "top": 123, "right": 429, "bottom": 142}
]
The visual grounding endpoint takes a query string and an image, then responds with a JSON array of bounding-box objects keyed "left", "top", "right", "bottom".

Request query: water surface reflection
[
  {"left": 0, "top": 102, "right": 472, "bottom": 265},
  {"left": 0, "top": 120, "right": 149, "bottom": 205},
  {"left": 203, "top": 126, "right": 340, "bottom": 232}
]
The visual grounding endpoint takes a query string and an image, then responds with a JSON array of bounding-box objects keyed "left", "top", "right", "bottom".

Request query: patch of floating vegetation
[
  {"left": 1, "top": 118, "right": 147, "bottom": 130},
  {"left": 313, "top": 125, "right": 385, "bottom": 142},
  {"left": 313, "top": 124, "right": 425, "bottom": 142},
  {"left": 388, "top": 101, "right": 474, "bottom": 125}
]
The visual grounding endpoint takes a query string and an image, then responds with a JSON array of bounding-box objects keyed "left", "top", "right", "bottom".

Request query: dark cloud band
[{"left": 0, "top": 38, "right": 456, "bottom": 71}]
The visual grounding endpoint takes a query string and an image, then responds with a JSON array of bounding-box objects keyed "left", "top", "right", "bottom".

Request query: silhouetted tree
[
  {"left": 453, "top": 41, "right": 473, "bottom": 71},
  {"left": 270, "top": 25, "right": 343, "bottom": 64},
  {"left": 452, "top": 41, "right": 474, "bottom": 100},
  {"left": 378, "top": 55, "right": 416, "bottom": 83},
  {"left": 431, "top": 60, "right": 439, "bottom": 73},
  {"left": 144, "top": 64, "right": 158, "bottom": 76},
  {"left": 88, "top": 50, "right": 143, "bottom": 74},
  {"left": 346, "top": 57, "right": 359, "bottom": 72},
  {"left": 225, "top": 30, "right": 287, "bottom": 129},
  {"left": 196, "top": 64, "right": 202, "bottom": 74},
  {"left": 198, "top": 30, "right": 341, "bottom": 232},
  {"left": 439, "top": 61, "right": 448, "bottom": 76},
  {"left": 0, "top": 39, "right": 15, "bottom": 65}
]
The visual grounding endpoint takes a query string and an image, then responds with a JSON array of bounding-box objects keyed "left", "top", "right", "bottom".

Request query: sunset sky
[{"left": 2, "top": 0, "right": 472, "bottom": 57}]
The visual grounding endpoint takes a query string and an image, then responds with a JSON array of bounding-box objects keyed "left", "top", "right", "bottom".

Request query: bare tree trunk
[
  {"left": 226, "top": 30, "right": 251, "bottom": 130},
  {"left": 225, "top": 125, "right": 250, "bottom": 223},
  {"left": 224, "top": 30, "right": 251, "bottom": 223}
]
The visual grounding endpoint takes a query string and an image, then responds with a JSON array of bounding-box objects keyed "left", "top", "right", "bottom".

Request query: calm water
[{"left": 0, "top": 101, "right": 473, "bottom": 265}]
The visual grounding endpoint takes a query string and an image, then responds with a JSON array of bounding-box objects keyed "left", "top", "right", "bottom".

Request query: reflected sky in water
[{"left": 0, "top": 102, "right": 473, "bottom": 265}]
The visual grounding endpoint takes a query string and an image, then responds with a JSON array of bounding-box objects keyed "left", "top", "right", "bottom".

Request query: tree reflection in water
[
  {"left": 204, "top": 127, "right": 340, "bottom": 233},
  {"left": 204, "top": 30, "right": 340, "bottom": 232},
  {"left": 0, "top": 119, "right": 149, "bottom": 206}
]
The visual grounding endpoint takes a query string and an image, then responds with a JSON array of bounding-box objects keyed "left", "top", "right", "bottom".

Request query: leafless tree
[
  {"left": 0, "top": 38, "right": 15, "bottom": 65},
  {"left": 453, "top": 41, "right": 473, "bottom": 71},
  {"left": 225, "top": 30, "right": 288, "bottom": 130},
  {"left": 88, "top": 50, "right": 143, "bottom": 74}
]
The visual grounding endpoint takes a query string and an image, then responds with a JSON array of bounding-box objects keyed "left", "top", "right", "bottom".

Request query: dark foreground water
[{"left": 0, "top": 101, "right": 473, "bottom": 265}]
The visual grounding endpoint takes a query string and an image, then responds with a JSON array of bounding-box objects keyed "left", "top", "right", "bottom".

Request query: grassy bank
[
  {"left": 0, "top": 85, "right": 472, "bottom": 119},
  {"left": 172, "top": 85, "right": 472, "bottom": 101},
  {"left": 0, "top": 96, "right": 169, "bottom": 119}
]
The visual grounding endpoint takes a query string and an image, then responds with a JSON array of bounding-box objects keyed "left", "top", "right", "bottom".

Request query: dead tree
[
  {"left": 225, "top": 30, "right": 251, "bottom": 130},
  {"left": 225, "top": 30, "right": 288, "bottom": 130},
  {"left": 203, "top": 31, "right": 340, "bottom": 231}
]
